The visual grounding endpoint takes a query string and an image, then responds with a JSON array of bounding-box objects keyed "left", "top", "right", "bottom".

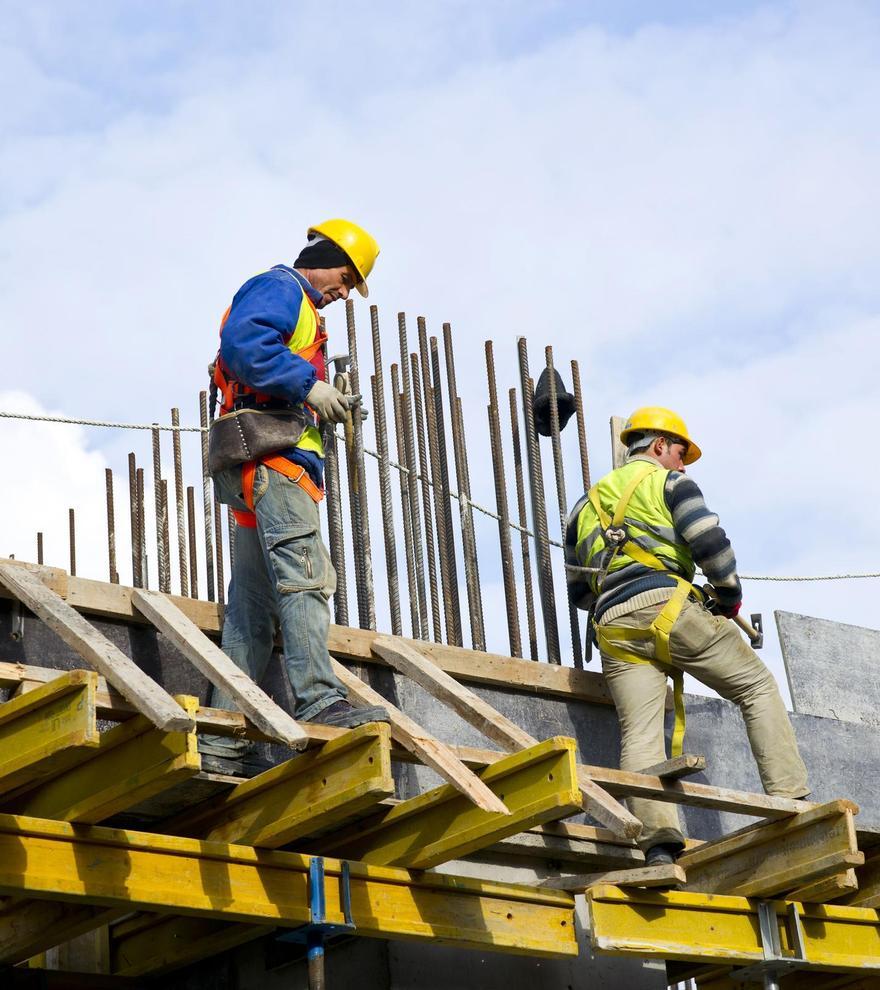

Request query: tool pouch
[{"left": 208, "top": 408, "right": 308, "bottom": 476}]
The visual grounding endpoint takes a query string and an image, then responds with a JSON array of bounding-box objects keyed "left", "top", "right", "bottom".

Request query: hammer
[{"left": 703, "top": 585, "right": 763, "bottom": 649}]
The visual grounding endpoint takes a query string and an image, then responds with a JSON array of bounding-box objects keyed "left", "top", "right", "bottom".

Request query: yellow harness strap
[{"left": 590, "top": 462, "right": 694, "bottom": 758}]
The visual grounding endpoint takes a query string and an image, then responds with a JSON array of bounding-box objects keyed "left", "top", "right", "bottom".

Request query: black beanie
[{"left": 294, "top": 237, "right": 355, "bottom": 272}]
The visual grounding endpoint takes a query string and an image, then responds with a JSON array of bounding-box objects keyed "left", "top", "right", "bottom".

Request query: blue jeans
[{"left": 201, "top": 463, "right": 347, "bottom": 757}]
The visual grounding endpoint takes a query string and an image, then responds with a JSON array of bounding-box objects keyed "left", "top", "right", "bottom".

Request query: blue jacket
[{"left": 220, "top": 265, "right": 325, "bottom": 486}]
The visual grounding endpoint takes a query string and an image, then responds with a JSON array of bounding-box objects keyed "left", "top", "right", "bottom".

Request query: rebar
[
  {"left": 517, "top": 339, "right": 560, "bottom": 663},
  {"left": 187, "top": 485, "right": 198, "bottom": 599},
  {"left": 227, "top": 506, "right": 236, "bottom": 570},
  {"left": 485, "top": 341, "right": 522, "bottom": 658},
  {"left": 199, "top": 391, "right": 216, "bottom": 602},
  {"left": 128, "top": 453, "right": 141, "bottom": 587},
  {"left": 322, "top": 342, "right": 349, "bottom": 627},
  {"left": 151, "top": 426, "right": 170, "bottom": 592},
  {"left": 410, "top": 354, "right": 442, "bottom": 641},
  {"left": 418, "top": 319, "right": 455, "bottom": 644},
  {"left": 36, "top": 532, "right": 43, "bottom": 566},
  {"left": 213, "top": 488, "right": 225, "bottom": 606},
  {"left": 398, "top": 314, "right": 428, "bottom": 641},
  {"left": 509, "top": 390, "right": 539, "bottom": 661},
  {"left": 105, "top": 468, "right": 118, "bottom": 584},
  {"left": 545, "top": 346, "right": 583, "bottom": 669},
  {"left": 429, "top": 335, "right": 462, "bottom": 645},
  {"left": 171, "top": 408, "right": 188, "bottom": 596},
  {"left": 444, "top": 323, "right": 485, "bottom": 651},
  {"left": 136, "top": 467, "right": 148, "bottom": 589},
  {"left": 391, "top": 363, "right": 421, "bottom": 639},
  {"left": 570, "top": 359, "right": 592, "bottom": 492},
  {"left": 346, "top": 300, "right": 376, "bottom": 630},
  {"left": 68, "top": 508, "right": 76, "bottom": 577}
]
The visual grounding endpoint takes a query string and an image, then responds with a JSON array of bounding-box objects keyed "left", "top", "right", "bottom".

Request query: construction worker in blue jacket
[
  {"left": 567, "top": 406, "right": 809, "bottom": 865},
  {"left": 201, "top": 219, "right": 388, "bottom": 775}
]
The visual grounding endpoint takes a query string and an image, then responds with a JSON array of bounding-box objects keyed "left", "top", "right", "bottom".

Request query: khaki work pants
[{"left": 599, "top": 594, "right": 810, "bottom": 851}]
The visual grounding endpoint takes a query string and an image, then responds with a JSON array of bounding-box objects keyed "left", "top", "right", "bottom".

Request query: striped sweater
[{"left": 593, "top": 456, "right": 742, "bottom": 621}]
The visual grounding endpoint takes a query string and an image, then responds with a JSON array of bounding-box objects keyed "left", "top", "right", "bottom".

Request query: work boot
[
  {"left": 644, "top": 843, "right": 684, "bottom": 867},
  {"left": 532, "top": 367, "right": 577, "bottom": 437},
  {"left": 307, "top": 700, "right": 390, "bottom": 729},
  {"left": 198, "top": 745, "right": 273, "bottom": 779}
]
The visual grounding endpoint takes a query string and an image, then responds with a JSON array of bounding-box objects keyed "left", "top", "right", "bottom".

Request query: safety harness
[
  {"left": 234, "top": 454, "right": 324, "bottom": 528},
  {"left": 588, "top": 460, "right": 701, "bottom": 758}
]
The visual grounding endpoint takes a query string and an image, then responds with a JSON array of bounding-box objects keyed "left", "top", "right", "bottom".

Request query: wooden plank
[
  {"left": 330, "top": 658, "right": 509, "bottom": 815},
  {"left": 790, "top": 869, "right": 859, "bottom": 904},
  {"left": 540, "top": 863, "right": 686, "bottom": 892},
  {"left": 316, "top": 737, "right": 583, "bottom": 869},
  {"left": 0, "top": 558, "right": 69, "bottom": 597},
  {"left": 371, "top": 636, "right": 641, "bottom": 839},
  {"left": 0, "top": 813, "right": 578, "bottom": 959},
  {"left": 0, "top": 670, "right": 100, "bottom": 795},
  {"left": 132, "top": 588, "right": 307, "bottom": 749},
  {"left": 163, "top": 722, "right": 394, "bottom": 848},
  {"left": 9, "top": 696, "right": 201, "bottom": 824},
  {"left": 486, "top": 831, "right": 644, "bottom": 869},
  {"left": 0, "top": 898, "right": 126, "bottom": 965},
  {"left": 639, "top": 754, "right": 706, "bottom": 779},
  {"left": 0, "top": 563, "right": 192, "bottom": 732},
  {"left": 680, "top": 800, "right": 863, "bottom": 897},
  {"left": 841, "top": 850, "right": 880, "bottom": 909}
]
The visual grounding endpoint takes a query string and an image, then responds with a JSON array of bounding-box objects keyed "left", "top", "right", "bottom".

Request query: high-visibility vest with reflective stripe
[
  {"left": 575, "top": 460, "right": 694, "bottom": 593},
  {"left": 213, "top": 273, "right": 326, "bottom": 458}
]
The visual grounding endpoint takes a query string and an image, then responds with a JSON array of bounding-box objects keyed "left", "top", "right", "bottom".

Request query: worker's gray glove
[{"left": 306, "top": 380, "right": 350, "bottom": 424}]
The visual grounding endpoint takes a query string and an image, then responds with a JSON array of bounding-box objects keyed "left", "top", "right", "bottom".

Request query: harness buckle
[{"left": 604, "top": 525, "right": 628, "bottom": 547}]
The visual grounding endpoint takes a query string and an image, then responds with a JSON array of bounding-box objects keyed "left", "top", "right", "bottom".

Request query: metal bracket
[
  {"left": 729, "top": 902, "right": 808, "bottom": 989},
  {"left": 750, "top": 613, "right": 764, "bottom": 650},
  {"left": 277, "top": 856, "right": 356, "bottom": 945},
  {"left": 10, "top": 600, "right": 24, "bottom": 642}
]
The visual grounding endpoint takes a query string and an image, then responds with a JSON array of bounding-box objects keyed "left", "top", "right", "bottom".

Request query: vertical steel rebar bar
[
  {"left": 346, "top": 300, "right": 376, "bottom": 630},
  {"left": 391, "top": 363, "right": 421, "bottom": 639},
  {"left": 545, "top": 347, "right": 583, "bottom": 669},
  {"left": 199, "top": 392, "right": 216, "bottom": 602},
  {"left": 128, "top": 453, "right": 140, "bottom": 587},
  {"left": 370, "top": 305, "right": 402, "bottom": 636},
  {"left": 105, "top": 468, "right": 118, "bottom": 584},
  {"left": 227, "top": 506, "right": 236, "bottom": 570},
  {"left": 136, "top": 467, "right": 147, "bottom": 589},
  {"left": 429, "top": 335, "right": 462, "bottom": 645},
  {"left": 322, "top": 348, "right": 349, "bottom": 628},
  {"left": 37, "top": 532, "right": 43, "bottom": 566},
  {"left": 171, "top": 408, "right": 188, "bottom": 596},
  {"left": 570, "top": 359, "right": 592, "bottom": 493},
  {"left": 410, "top": 354, "right": 442, "bottom": 641},
  {"left": 443, "top": 323, "right": 485, "bottom": 651},
  {"left": 517, "top": 338, "right": 560, "bottom": 663},
  {"left": 485, "top": 341, "right": 522, "bottom": 658},
  {"left": 68, "top": 508, "right": 76, "bottom": 577},
  {"left": 151, "top": 426, "right": 169, "bottom": 592},
  {"left": 398, "top": 314, "right": 428, "bottom": 641},
  {"left": 508, "top": 389, "right": 538, "bottom": 659},
  {"left": 213, "top": 489, "right": 225, "bottom": 606},
  {"left": 187, "top": 485, "right": 198, "bottom": 599},
  {"left": 418, "top": 319, "right": 455, "bottom": 644}
]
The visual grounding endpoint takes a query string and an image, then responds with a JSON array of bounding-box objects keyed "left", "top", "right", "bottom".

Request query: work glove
[
  {"left": 717, "top": 600, "right": 742, "bottom": 620},
  {"left": 306, "top": 380, "right": 350, "bottom": 424}
]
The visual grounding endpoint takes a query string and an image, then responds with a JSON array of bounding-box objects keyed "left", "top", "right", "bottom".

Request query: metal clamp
[{"left": 729, "top": 902, "right": 807, "bottom": 989}]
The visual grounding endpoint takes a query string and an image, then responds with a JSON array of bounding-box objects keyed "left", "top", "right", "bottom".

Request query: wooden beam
[
  {"left": 790, "top": 869, "right": 859, "bottom": 904},
  {"left": 0, "top": 671, "right": 100, "bottom": 795},
  {"left": 0, "top": 563, "right": 192, "bottom": 732},
  {"left": 0, "top": 898, "right": 126, "bottom": 965},
  {"left": 486, "top": 831, "right": 644, "bottom": 869},
  {"left": 330, "top": 658, "right": 509, "bottom": 815},
  {"left": 0, "top": 813, "right": 577, "bottom": 959},
  {"left": 540, "top": 863, "right": 686, "bottom": 892},
  {"left": 317, "top": 737, "right": 583, "bottom": 869},
  {"left": 841, "top": 850, "right": 880, "bottom": 909},
  {"left": 639, "top": 754, "right": 706, "bottom": 779},
  {"left": 9, "top": 696, "right": 200, "bottom": 824},
  {"left": 679, "top": 800, "right": 863, "bottom": 897},
  {"left": 164, "top": 722, "right": 393, "bottom": 847},
  {"left": 131, "top": 589, "right": 307, "bottom": 750},
  {"left": 371, "top": 636, "right": 641, "bottom": 839}
]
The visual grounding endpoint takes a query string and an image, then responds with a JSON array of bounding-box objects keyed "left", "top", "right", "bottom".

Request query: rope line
[{"left": 2, "top": 409, "right": 877, "bottom": 582}]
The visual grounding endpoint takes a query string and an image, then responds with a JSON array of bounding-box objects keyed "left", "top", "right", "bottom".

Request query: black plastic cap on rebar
[{"left": 533, "top": 368, "right": 576, "bottom": 436}]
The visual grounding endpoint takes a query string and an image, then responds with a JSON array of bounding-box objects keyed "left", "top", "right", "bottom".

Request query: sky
[{"left": 1, "top": 0, "right": 879, "bottom": 705}]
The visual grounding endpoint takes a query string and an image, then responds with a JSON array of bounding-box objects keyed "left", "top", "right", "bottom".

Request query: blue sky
[{"left": 1, "top": 1, "right": 878, "bottom": 699}]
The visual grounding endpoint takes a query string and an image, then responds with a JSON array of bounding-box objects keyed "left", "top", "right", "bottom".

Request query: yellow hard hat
[
  {"left": 308, "top": 218, "right": 379, "bottom": 298},
  {"left": 620, "top": 406, "right": 702, "bottom": 464}
]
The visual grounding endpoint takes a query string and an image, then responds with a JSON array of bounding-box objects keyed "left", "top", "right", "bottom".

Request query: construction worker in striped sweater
[
  {"left": 201, "top": 219, "right": 388, "bottom": 776},
  {"left": 567, "top": 407, "right": 809, "bottom": 865}
]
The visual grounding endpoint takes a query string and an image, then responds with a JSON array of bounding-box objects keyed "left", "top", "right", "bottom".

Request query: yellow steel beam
[
  {"left": 165, "top": 722, "right": 394, "bottom": 847},
  {"left": 9, "top": 696, "right": 200, "bottom": 824},
  {"left": 587, "top": 885, "right": 880, "bottom": 971},
  {"left": 0, "top": 670, "right": 100, "bottom": 795},
  {"left": 0, "top": 813, "right": 576, "bottom": 959},
  {"left": 317, "top": 736, "right": 583, "bottom": 868}
]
